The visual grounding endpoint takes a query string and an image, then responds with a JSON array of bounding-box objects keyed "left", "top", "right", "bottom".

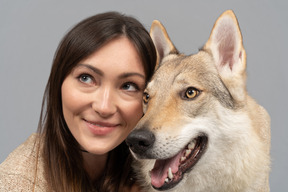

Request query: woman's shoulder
[
  {"left": 0, "top": 133, "right": 39, "bottom": 167},
  {"left": 0, "top": 133, "right": 48, "bottom": 191}
]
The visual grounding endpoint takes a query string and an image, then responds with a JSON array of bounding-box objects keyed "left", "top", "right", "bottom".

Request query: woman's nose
[{"left": 92, "top": 86, "right": 117, "bottom": 118}]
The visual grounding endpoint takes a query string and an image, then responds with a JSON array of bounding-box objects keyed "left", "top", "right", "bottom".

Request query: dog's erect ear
[
  {"left": 204, "top": 10, "right": 247, "bottom": 102},
  {"left": 150, "top": 20, "right": 178, "bottom": 69}
]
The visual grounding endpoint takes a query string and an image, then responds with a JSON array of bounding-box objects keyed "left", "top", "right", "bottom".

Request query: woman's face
[{"left": 61, "top": 37, "right": 145, "bottom": 155}]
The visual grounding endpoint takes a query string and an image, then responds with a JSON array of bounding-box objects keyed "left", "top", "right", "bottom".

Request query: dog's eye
[
  {"left": 143, "top": 92, "right": 150, "bottom": 104},
  {"left": 184, "top": 87, "right": 200, "bottom": 99}
]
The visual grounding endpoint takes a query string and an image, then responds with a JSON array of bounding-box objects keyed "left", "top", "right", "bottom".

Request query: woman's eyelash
[
  {"left": 75, "top": 73, "right": 143, "bottom": 91},
  {"left": 122, "top": 82, "right": 140, "bottom": 91}
]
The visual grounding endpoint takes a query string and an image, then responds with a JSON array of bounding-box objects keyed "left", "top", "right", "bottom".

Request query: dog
[{"left": 126, "top": 10, "right": 271, "bottom": 192}]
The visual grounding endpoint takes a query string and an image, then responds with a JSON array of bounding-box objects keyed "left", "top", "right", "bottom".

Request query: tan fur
[{"left": 127, "top": 10, "right": 270, "bottom": 192}]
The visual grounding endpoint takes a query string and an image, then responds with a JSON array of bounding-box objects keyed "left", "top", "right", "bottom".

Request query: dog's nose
[{"left": 126, "top": 129, "right": 155, "bottom": 154}]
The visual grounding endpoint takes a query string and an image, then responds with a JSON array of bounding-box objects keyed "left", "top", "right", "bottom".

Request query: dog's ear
[
  {"left": 204, "top": 10, "right": 247, "bottom": 102},
  {"left": 150, "top": 20, "right": 178, "bottom": 69}
]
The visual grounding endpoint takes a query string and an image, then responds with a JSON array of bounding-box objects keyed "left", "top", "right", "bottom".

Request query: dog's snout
[{"left": 126, "top": 129, "right": 155, "bottom": 154}]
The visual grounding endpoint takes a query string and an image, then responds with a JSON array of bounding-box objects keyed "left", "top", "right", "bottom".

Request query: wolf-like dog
[{"left": 126, "top": 10, "right": 271, "bottom": 192}]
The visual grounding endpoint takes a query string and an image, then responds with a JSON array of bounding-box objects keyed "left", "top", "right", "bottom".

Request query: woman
[{"left": 0, "top": 12, "right": 156, "bottom": 191}]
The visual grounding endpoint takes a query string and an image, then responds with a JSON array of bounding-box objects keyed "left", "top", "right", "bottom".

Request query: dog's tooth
[
  {"left": 188, "top": 141, "right": 196, "bottom": 149},
  {"left": 168, "top": 168, "right": 173, "bottom": 180},
  {"left": 181, "top": 156, "right": 186, "bottom": 162},
  {"left": 165, "top": 178, "right": 169, "bottom": 183},
  {"left": 185, "top": 149, "right": 192, "bottom": 157},
  {"left": 194, "top": 148, "right": 200, "bottom": 157}
]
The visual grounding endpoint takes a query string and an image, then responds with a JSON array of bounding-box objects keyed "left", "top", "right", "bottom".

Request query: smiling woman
[
  {"left": 61, "top": 37, "right": 146, "bottom": 157},
  {"left": 0, "top": 12, "right": 156, "bottom": 192}
]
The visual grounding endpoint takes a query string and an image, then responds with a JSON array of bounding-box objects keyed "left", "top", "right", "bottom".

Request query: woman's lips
[{"left": 84, "top": 119, "right": 119, "bottom": 136}]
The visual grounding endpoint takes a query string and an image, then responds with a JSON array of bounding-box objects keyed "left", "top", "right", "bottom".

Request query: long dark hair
[{"left": 37, "top": 12, "right": 156, "bottom": 192}]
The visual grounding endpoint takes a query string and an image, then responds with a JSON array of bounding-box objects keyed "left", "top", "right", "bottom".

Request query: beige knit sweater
[{"left": 0, "top": 134, "right": 51, "bottom": 191}]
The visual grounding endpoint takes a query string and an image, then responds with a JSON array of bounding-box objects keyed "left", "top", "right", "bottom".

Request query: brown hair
[{"left": 37, "top": 12, "right": 156, "bottom": 192}]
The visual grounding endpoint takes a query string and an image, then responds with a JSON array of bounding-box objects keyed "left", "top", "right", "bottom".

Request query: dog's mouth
[{"left": 150, "top": 135, "right": 208, "bottom": 190}]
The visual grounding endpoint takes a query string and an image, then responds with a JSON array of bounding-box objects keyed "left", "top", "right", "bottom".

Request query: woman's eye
[
  {"left": 78, "top": 74, "right": 94, "bottom": 84},
  {"left": 122, "top": 82, "right": 139, "bottom": 92}
]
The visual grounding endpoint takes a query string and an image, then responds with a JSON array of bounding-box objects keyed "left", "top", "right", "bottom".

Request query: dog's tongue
[{"left": 150, "top": 151, "right": 183, "bottom": 188}]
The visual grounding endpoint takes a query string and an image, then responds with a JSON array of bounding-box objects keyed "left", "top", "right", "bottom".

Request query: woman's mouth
[{"left": 84, "top": 119, "right": 119, "bottom": 136}]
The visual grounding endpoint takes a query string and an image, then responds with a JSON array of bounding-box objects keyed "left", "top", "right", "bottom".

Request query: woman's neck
[{"left": 82, "top": 151, "right": 109, "bottom": 181}]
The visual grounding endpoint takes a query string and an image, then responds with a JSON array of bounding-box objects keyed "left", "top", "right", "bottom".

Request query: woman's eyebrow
[
  {"left": 119, "top": 72, "right": 145, "bottom": 80},
  {"left": 77, "top": 64, "right": 104, "bottom": 76}
]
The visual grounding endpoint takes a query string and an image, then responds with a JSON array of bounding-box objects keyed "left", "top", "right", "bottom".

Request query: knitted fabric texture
[{"left": 0, "top": 134, "right": 51, "bottom": 191}]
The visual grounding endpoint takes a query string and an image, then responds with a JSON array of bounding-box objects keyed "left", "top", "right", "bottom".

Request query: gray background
[{"left": 0, "top": 0, "right": 287, "bottom": 191}]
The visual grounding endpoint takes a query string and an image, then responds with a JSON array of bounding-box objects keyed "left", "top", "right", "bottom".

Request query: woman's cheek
[{"left": 125, "top": 99, "right": 143, "bottom": 129}]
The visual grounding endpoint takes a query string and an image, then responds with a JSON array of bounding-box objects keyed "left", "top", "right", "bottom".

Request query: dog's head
[{"left": 126, "top": 10, "right": 251, "bottom": 191}]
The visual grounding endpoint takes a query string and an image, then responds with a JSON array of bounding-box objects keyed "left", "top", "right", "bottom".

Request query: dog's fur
[{"left": 126, "top": 10, "right": 270, "bottom": 192}]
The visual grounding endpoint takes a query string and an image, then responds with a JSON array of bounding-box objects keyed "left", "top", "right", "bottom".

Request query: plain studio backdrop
[{"left": 0, "top": 0, "right": 287, "bottom": 191}]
